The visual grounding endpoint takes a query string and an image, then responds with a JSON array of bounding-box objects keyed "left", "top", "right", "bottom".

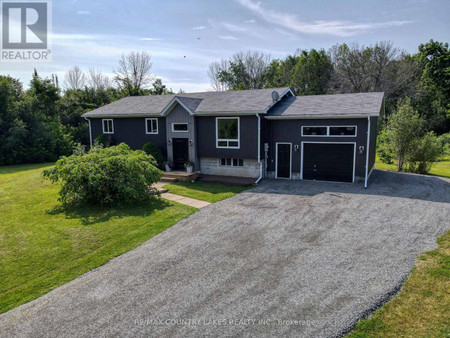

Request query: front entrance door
[
  {"left": 276, "top": 143, "right": 292, "bottom": 179},
  {"left": 172, "top": 138, "right": 189, "bottom": 170}
]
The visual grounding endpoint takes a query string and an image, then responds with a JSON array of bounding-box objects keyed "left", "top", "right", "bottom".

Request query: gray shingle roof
[
  {"left": 82, "top": 87, "right": 291, "bottom": 118},
  {"left": 267, "top": 92, "right": 384, "bottom": 118}
]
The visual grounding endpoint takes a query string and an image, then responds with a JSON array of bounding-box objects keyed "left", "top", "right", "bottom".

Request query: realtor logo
[{"left": 1, "top": 1, "right": 52, "bottom": 61}]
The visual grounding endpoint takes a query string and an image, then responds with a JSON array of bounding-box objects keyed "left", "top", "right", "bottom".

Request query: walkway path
[{"left": 153, "top": 182, "right": 211, "bottom": 209}]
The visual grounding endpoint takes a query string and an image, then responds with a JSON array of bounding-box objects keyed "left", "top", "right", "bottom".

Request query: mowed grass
[
  {"left": 163, "top": 181, "right": 253, "bottom": 203},
  {"left": 0, "top": 163, "right": 197, "bottom": 314},
  {"left": 376, "top": 155, "right": 450, "bottom": 179},
  {"left": 348, "top": 231, "right": 450, "bottom": 337}
]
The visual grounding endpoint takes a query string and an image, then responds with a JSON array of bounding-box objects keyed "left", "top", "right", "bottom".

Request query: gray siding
[
  {"left": 265, "top": 118, "right": 369, "bottom": 179},
  {"left": 368, "top": 116, "right": 378, "bottom": 171},
  {"left": 164, "top": 103, "right": 198, "bottom": 168},
  {"left": 196, "top": 116, "right": 259, "bottom": 160},
  {"left": 90, "top": 117, "right": 167, "bottom": 155}
]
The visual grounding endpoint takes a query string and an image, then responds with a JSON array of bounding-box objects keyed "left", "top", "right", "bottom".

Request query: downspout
[
  {"left": 255, "top": 113, "right": 263, "bottom": 184},
  {"left": 364, "top": 116, "right": 371, "bottom": 188},
  {"left": 85, "top": 117, "right": 92, "bottom": 148}
]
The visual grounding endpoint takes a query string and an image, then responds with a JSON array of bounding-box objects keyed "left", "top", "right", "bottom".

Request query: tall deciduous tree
[
  {"left": 114, "top": 51, "right": 155, "bottom": 96},
  {"left": 64, "top": 66, "right": 86, "bottom": 90},
  {"left": 385, "top": 97, "right": 425, "bottom": 171}
]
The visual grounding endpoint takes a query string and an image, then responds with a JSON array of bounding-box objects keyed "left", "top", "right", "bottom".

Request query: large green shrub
[
  {"left": 43, "top": 143, "right": 163, "bottom": 206},
  {"left": 142, "top": 142, "right": 165, "bottom": 169},
  {"left": 407, "top": 132, "right": 441, "bottom": 174}
]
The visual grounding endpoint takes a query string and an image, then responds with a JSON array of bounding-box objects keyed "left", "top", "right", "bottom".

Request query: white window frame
[
  {"left": 216, "top": 117, "right": 240, "bottom": 149},
  {"left": 300, "top": 141, "right": 356, "bottom": 183},
  {"left": 219, "top": 158, "right": 244, "bottom": 167},
  {"left": 145, "top": 118, "right": 158, "bottom": 134},
  {"left": 301, "top": 125, "right": 357, "bottom": 137},
  {"left": 275, "top": 142, "right": 292, "bottom": 179},
  {"left": 171, "top": 123, "right": 188, "bottom": 133},
  {"left": 102, "top": 119, "right": 114, "bottom": 134}
]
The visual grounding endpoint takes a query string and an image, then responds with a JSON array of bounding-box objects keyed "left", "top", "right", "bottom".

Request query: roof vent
[{"left": 271, "top": 90, "right": 280, "bottom": 103}]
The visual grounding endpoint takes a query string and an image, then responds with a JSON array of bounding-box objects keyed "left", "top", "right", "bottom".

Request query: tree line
[
  {"left": 208, "top": 40, "right": 449, "bottom": 135},
  {"left": 0, "top": 52, "right": 173, "bottom": 165}
]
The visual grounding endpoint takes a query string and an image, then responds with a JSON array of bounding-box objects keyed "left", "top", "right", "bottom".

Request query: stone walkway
[{"left": 153, "top": 182, "right": 211, "bottom": 209}]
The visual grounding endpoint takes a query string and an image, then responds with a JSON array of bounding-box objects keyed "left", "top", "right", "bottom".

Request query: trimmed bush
[
  {"left": 142, "top": 142, "right": 165, "bottom": 169},
  {"left": 42, "top": 143, "right": 163, "bottom": 206},
  {"left": 407, "top": 132, "right": 441, "bottom": 174}
]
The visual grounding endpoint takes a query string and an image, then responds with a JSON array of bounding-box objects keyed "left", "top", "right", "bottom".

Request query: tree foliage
[
  {"left": 142, "top": 142, "right": 165, "bottom": 169},
  {"left": 42, "top": 143, "right": 162, "bottom": 206}
]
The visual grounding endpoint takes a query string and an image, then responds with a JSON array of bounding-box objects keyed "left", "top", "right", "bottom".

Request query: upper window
[
  {"left": 302, "top": 125, "right": 357, "bottom": 137},
  {"left": 302, "top": 126, "right": 327, "bottom": 136},
  {"left": 146, "top": 118, "right": 158, "bottom": 134},
  {"left": 216, "top": 117, "right": 239, "bottom": 148},
  {"left": 329, "top": 126, "right": 356, "bottom": 136},
  {"left": 172, "top": 123, "right": 188, "bottom": 132},
  {"left": 102, "top": 119, "right": 114, "bottom": 134}
]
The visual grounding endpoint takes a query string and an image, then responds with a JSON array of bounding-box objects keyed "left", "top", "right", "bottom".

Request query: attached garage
[{"left": 301, "top": 142, "right": 355, "bottom": 183}]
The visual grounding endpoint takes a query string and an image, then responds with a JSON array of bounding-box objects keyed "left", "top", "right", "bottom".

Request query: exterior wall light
[
  {"left": 294, "top": 144, "right": 299, "bottom": 152},
  {"left": 189, "top": 140, "right": 193, "bottom": 146},
  {"left": 359, "top": 146, "right": 364, "bottom": 154},
  {"left": 168, "top": 138, "right": 172, "bottom": 145}
]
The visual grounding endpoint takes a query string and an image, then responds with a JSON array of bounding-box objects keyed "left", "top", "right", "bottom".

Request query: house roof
[
  {"left": 82, "top": 87, "right": 292, "bottom": 118},
  {"left": 267, "top": 92, "right": 385, "bottom": 118}
]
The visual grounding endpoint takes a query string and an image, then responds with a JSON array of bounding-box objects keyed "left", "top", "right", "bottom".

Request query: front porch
[{"left": 161, "top": 171, "right": 200, "bottom": 183}]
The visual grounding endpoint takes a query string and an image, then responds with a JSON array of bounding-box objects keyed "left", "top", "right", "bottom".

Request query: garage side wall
[{"left": 265, "top": 118, "right": 369, "bottom": 180}]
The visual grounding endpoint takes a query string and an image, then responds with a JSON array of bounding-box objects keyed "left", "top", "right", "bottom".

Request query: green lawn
[
  {"left": 376, "top": 155, "right": 450, "bottom": 179},
  {"left": 163, "top": 181, "right": 253, "bottom": 203},
  {"left": 0, "top": 163, "right": 197, "bottom": 314},
  {"left": 348, "top": 231, "right": 450, "bottom": 337}
]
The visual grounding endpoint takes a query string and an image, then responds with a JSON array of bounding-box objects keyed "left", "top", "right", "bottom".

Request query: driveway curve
[{"left": 1, "top": 170, "right": 449, "bottom": 337}]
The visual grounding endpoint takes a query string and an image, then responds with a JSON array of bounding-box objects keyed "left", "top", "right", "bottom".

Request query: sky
[{"left": 1, "top": 0, "right": 449, "bottom": 92}]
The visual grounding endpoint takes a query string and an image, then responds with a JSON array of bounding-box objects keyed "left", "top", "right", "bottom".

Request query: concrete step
[{"left": 160, "top": 176, "right": 178, "bottom": 183}]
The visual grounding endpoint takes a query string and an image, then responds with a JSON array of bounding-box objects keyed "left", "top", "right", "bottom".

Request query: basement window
[{"left": 220, "top": 158, "right": 244, "bottom": 167}]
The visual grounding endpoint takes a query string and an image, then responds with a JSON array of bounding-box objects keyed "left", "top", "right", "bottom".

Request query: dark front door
[
  {"left": 172, "top": 138, "right": 189, "bottom": 170},
  {"left": 302, "top": 143, "right": 354, "bottom": 183},
  {"left": 276, "top": 143, "right": 291, "bottom": 179}
]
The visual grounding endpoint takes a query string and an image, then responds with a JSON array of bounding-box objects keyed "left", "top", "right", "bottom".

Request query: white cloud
[
  {"left": 236, "top": 0, "right": 412, "bottom": 37},
  {"left": 139, "top": 37, "right": 162, "bottom": 41},
  {"left": 77, "top": 10, "right": 90, "bottom": 15},
  {"left": 219, "top": 22, "right": 247, "bottom": 32},
  {"left": 193, "top": 26, "right": 206, "bottom": 30},
  {"left": 244, "top": 19, "right": 256, "bottom": 23},
  {"left": 219, "top": 35, "right": 238, "bottom": 40}
]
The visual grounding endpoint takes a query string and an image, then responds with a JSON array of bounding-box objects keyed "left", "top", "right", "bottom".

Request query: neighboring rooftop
[
  {"left": 82, "top": 87, "right": 291, "bottom": 117},
  {"left": 267, "top": 92, "right": 385, "bottom": 118}
]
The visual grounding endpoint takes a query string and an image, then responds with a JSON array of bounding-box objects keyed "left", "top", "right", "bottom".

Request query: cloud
[
  {"left": 219, "top": 22, "right": 247, "bottom": 32},
  {"left": 193, "top": 26, "right": 206, "bottom": 30},
  {"left": 139, "top": 37, "right": 162, "bottom": 41},
  {"left": 77, "top": 10, "right": 90, "bottom": 15},
  {"left": 244, "top": 19, "right": 256, "bottom": 23},
  {"left": 236, "top": 0, "right": 411, "bottom": 37},
  {"left": 218, "top": 35, "right": 238, "bottom": 40}
]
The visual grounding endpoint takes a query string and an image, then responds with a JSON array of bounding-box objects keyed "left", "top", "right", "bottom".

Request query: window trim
[
  {"left": 216, "top": 117, "right": 240, "bottom": 149},
  {"left": 145, "top": 118, "right": 158, "bottom": 134},
  {"left": 102, "top": 119, "right": 114, "bottom": 134},
  {"left": 219, "top": 158, "right": 244, "bottom": 167},
  {"left": 171, "top": 122, "right": 188, "bottom": 133},
  {"left": 301, "top": 125, "right": 357, "bottom": 137}
]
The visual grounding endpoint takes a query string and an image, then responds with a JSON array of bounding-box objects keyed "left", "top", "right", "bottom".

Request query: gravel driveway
[{"left": 1, "top": 170, "right": 449, "bottom": 337}]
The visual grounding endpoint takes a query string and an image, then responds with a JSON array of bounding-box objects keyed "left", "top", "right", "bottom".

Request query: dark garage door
[{"left": 302, "top": 143, "right": 354, "bottom": 183}]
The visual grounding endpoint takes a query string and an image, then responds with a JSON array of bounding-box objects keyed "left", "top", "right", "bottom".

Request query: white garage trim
[
  {"left": 275, "top": 142, "right": 292, "bottom": 179},
  {"left": 300, "top": 141, "right": 356, "bottom": 183}
]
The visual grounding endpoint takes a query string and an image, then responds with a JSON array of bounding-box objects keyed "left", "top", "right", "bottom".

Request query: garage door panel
[{"left": 302, "top": 143, "right": 354, "bottom": 183}]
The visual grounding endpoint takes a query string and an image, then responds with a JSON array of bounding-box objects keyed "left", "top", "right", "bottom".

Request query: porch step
[{"left": 160, "top": 176, "right": 178, "bottom": 183}]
